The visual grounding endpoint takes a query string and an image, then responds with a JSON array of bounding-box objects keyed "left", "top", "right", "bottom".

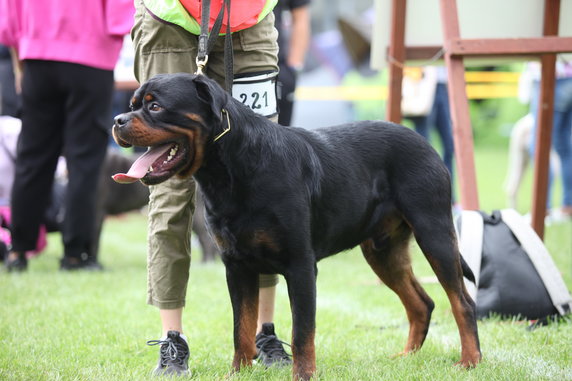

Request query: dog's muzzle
[{"left": 112, "top": 113, "right": 133, "bottom": 148}]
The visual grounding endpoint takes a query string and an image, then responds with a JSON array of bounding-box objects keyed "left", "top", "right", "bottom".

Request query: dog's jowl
[{"left": 113, "top": 73, "right": 481, "bottom": 380}]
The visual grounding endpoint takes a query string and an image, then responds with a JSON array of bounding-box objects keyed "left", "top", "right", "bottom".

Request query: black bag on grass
[{"left": 456, "top": 209, "right": 572, "bottom": 320}]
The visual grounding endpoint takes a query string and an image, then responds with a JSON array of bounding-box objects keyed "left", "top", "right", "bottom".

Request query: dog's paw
[
  {"left": 454, "top": 354, "right": 481, "bottom": 369},
  {"left": 389, "top": 351, "right": 412, "bottom": 359}
]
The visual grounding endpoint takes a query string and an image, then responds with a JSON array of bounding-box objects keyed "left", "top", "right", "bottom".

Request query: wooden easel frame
[{"left": 386, "top": 0, "right": 572, "bottom": 239}]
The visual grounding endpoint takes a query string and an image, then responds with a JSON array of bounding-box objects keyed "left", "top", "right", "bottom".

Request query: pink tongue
[{"left": 112, "top": 144, "right": 172, "bottom": 184}]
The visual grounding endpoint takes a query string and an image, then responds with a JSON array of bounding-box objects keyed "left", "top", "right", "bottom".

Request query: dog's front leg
[
  {"left": 286, "top": 263, "right": 317, "bottom": 381},
  {"left": 225, "top": 261, "right": 259, "bottom": 372}
]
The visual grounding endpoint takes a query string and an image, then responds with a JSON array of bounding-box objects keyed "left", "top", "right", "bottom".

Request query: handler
[{"left": 132, "top": 0, "right": 291, "bottom": 375}]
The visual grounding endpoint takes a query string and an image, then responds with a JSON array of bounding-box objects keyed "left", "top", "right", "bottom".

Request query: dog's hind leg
[
  {"left": 360, "top": 214, "right": 435, "bottom": 355},
  {"left": 409, "top": 215, "right": 481, "bottom": 367}
]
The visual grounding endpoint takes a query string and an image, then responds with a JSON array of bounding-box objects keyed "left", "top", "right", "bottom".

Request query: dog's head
[{"left": 112, "top": 73, "right": 228, "bottom": 185}]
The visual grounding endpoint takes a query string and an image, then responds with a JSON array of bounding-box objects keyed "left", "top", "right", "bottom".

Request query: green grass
[{"left": 1, "top": 144, "right": 571, "bottom": 380}]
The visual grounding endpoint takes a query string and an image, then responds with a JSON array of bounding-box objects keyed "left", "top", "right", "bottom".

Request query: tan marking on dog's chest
[{"left": 251, "top": 230, "right": 280, "bottom": 252}]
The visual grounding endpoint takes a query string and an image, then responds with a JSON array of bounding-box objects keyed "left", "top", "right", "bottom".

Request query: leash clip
[
  {"left": 195, "top": 55, "right": 209, "bottom": 75},
  {"left": 213, "top": 108, "right": 231, "bottom": 142}
]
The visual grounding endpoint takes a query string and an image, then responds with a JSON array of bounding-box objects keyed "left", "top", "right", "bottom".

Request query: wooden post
[
  {"left": 531, "top": 0, "right": 560, "bottom": 239},
  {"left": 439, "top": 0, "right": 479, "bottom": 210},
  {"left": 384, "top": 0, "right": 569, "bottom": 236},
  {"left": 386, "top": 0, "right": 406, "bottom": 123}
]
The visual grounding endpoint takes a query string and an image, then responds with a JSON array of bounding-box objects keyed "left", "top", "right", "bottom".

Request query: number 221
[{"left": 239, "top": 91, "right": 268, "bottom": 110}]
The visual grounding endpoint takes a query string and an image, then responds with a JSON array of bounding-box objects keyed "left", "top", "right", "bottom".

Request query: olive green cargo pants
[{"left": 132, "top": 0, "right": 280, "bottom": 308}]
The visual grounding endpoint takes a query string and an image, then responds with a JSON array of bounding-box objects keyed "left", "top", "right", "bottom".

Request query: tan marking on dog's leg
[
  {"left": 361, "top": 222, "right": 435, "bottom": 355},
  {"left": 447, "top": 289, "right": 482, "bottom": 367},
  {"left": 292, "top": 330, "right": 315, "bottom": 381},
  {"left": 232, "top": 298, "right": 258, "bottom": 370},
  {"left": 423, "top": 252, "right": 481, "bottom": 367}
]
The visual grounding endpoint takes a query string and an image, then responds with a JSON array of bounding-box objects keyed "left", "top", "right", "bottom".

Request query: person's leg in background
[
  {"left": 60, "top": 62, "right": 112, "bottom": 270},
  {"left": 410, "top": 114, "right": 430, "bottom": 140},
  {"left": 551, "top": 78, "right": 572, "bottom": 216},
  {"left": 255, "top": 274, "right": 290, "bottom": 366},
  {"left": 432, "top": 83, "right": 455, "bottom": 191},
  {"left": 6, "top": 60, "right": 64, "bottom": 271},
  {"left": 409, "top": 84, "right": 456, "bottom": 202}
]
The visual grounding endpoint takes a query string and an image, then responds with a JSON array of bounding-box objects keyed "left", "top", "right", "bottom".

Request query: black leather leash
[{"left": 195, "top": 0, "right": 233, "bottom": 92}]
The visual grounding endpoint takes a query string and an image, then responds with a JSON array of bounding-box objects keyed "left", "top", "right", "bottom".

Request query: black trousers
[{"left": 10, "top": 60, "right": 113, "bottom": 258}]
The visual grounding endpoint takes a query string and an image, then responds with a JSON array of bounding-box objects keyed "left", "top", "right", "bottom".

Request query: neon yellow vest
[{"left": 143, "top": 0, "right": 277, "bottom": 35}]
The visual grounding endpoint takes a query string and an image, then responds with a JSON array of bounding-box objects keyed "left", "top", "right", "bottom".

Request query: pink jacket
[{"left": 0, "top": 0, "right": 134, "bottom": 70}]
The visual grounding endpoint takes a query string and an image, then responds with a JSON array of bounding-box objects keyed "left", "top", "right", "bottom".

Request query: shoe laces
[
  {"left": 147, "top": 337, "right": 189, "bottom": 367},
  {"left": 256, "top": 333, "right": 292, "bottom": 361}
]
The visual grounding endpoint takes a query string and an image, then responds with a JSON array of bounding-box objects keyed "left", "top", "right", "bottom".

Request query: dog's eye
[{"left": 148, "top": 103, "right": 163, "bottom": 112}]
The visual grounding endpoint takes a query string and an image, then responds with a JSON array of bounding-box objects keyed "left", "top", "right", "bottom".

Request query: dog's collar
[{"left": 213, "top": 108, "right": 231, "bottom": 142}]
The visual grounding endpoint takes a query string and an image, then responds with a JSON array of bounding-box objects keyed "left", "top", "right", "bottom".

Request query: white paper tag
[{"left": 232, "top": 73, "right": 277, "bottom": 117}]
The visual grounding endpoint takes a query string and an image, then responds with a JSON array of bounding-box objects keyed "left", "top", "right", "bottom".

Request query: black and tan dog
[{"left": 112, "top": 73, "right": 481, "bottom": 380}]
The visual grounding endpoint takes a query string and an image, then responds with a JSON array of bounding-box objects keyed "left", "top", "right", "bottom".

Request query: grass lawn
[{"left": 1, "top": 144, "right": 571, "bottom": 380}]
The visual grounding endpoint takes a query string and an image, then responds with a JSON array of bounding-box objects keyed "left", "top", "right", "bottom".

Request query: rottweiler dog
[{"left": 112, "top": 73, "right": 481, "bottom": 380}]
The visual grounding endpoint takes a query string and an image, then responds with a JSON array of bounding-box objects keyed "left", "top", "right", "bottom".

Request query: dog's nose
[
  {"left": 112, "top": 113, "right": 133, "bottom": 148},
  {"left": 114, "top": 113, "right": 129, "bottom": 128}
]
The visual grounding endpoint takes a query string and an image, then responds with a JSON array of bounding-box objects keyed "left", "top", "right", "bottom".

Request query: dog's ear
[{"left": 193, "top": 75, "right": 226, "bottom": 123}]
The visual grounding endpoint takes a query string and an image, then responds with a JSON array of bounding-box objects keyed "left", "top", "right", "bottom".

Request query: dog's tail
[{"left": 460, "top": 255, "right": 476, "bottom": 284}]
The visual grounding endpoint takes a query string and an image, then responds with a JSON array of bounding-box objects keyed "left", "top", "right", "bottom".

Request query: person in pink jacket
[{"left": 0, "top": 0, "right": 134, "bottom": 271}]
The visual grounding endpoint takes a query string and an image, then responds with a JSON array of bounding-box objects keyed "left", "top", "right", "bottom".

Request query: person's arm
[
  {"left": 286, "top": 5, "right": 310, "bottom": 71},
  {"left": 9, "top": 47, "right": 22, "bottom": 94}
]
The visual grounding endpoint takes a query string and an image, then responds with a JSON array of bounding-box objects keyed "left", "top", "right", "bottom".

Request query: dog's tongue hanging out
[{"left": 112, "top": 144, "right": 171, "bottom": 184}]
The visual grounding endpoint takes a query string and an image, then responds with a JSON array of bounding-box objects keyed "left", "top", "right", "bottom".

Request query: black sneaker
[
  {"left": 147, "top": 330, "right": 190, "bottom": 376},
  {"left": 5, "top": 251, "right": 27, "bottom": 272},
  {"left": 255, "top": 323, "right": 292, "bottom": 367},
  {"left": 60, "top": 255, "right": 103, "bottom": 271}
]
